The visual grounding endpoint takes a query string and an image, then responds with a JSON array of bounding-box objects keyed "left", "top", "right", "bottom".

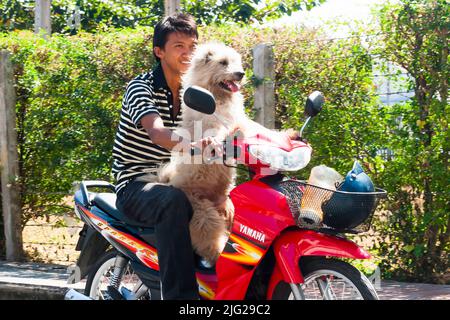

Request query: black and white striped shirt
[{"left": 112, "top": 64, "right": 182, "bottom": 193}]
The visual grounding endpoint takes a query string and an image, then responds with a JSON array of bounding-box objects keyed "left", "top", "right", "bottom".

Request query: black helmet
[{"left": 322, "top": 161, "right": 376, "bottom": 230}]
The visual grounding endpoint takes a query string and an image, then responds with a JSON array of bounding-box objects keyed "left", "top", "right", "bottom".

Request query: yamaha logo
[{"left": 239, "top": 224, "right": 266, "bottom": 243}]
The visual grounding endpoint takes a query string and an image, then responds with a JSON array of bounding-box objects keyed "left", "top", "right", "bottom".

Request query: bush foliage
[
  {"left": 0, "top": 0, "right": 325, "bottom": 33},
  {"left": 372, "top": 0, "right": 449, "bottom": 283}
]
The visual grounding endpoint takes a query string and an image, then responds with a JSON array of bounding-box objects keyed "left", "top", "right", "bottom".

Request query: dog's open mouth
[{"left": 219, "top": 80, "right": 241, "bottom": 93}]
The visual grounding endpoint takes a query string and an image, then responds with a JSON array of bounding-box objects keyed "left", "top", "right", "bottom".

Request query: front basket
[{"left": 278, "top": 180, "right": 387, "bottom": 233}]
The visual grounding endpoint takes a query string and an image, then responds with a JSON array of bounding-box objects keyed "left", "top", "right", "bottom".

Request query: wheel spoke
[
  {"left": 89, "top": 256, "right": 144, "bottom": 300},
  {"left": 303, "top": 270, "right": 365, "bottom": 300},
  {"left": 316, "top": 278, "right": 337, "bottom": 300},
  {"left": 278, "top": 259, "right": 378, "bottom": 301}
]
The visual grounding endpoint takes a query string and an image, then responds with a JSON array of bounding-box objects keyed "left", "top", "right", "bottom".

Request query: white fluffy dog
[{"left": 151, "top": 42, "right": 287, "bottom": 264}]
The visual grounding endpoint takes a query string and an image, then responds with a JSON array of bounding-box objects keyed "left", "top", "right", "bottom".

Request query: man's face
[{"left": 154, "top": 32, "right": 198, "bottom": 75}]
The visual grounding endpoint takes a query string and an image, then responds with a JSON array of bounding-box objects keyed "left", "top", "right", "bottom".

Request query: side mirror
[
  {"left": 183, "top": 86, "right": 216, "bottom": 115},
  {"left": 305, "top": 91, "right": 324, "bottom": 117}
]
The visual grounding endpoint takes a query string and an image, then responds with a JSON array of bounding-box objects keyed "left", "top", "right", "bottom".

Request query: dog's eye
[{"left": 220, "top": 60, "right": 228, "bottom": 66}]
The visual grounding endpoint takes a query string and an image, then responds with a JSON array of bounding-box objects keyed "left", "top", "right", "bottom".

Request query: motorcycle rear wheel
[
  {"left": 272, "top": 257, "right": 378, "bottom": 300},
  {"left": 84, "top": 250, "right": 145, "bottom": 300}
]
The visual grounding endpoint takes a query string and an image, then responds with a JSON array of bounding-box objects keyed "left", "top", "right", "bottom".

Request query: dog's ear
[{"left": 204, "top": 51, "right": 213, "bottom": 64}]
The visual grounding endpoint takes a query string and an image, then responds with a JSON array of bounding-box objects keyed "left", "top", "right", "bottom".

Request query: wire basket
[{"left": 277, "top": 180, "right": 387, "bottom": 233}]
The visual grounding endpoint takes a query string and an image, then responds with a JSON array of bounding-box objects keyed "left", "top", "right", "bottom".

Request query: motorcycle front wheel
[{"left": 272, "top": 257, "right": 379, "bottom": 300}]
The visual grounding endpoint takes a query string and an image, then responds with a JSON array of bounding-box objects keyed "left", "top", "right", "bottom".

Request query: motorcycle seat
[{"left": 93, "top": 192, "right": 154, "bottom": 231}]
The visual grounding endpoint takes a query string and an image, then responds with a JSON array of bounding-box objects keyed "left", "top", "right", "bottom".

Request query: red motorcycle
[{"left": 66, "top": 87, "right": 386, "bottom": 300}]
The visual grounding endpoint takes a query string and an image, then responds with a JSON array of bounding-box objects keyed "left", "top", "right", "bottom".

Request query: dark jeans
[{"left": 115, "top": 179, "right": 199, "bottom": 300}]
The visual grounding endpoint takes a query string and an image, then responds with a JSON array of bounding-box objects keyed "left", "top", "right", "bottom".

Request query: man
[{"left": 112, "top": 13, "right": 216, "bottom": 300}]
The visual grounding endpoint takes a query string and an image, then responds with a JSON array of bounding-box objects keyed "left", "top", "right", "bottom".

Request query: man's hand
[
  {"left": 285, "top": 128, "right": 301, "bottom": 140},
  {"left": 191, "top": 136, "right": 224, "bottom": 158}
]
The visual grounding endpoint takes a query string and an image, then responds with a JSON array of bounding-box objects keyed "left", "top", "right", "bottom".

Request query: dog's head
[{"left": 184, "top": 43, "right": 245, "bottom": 99}]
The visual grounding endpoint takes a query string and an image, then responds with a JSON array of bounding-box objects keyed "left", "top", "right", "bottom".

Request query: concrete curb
[{"left": 0, "top": 282, "right": 67, "bottom": 300}]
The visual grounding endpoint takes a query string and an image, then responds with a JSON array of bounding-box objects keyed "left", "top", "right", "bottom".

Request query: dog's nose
[{"left": 234, "top": 72, "right": 245, "bottom": 81}]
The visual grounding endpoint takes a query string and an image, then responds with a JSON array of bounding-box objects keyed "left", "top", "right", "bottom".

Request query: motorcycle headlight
[{"left": 248, "top": 145, "right": 311, "bottom": 171}]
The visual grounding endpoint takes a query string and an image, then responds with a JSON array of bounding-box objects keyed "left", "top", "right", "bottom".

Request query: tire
[
  {"left": 272, "top": 257, "right": 379, "bottom": 300},
  {"left": 84, "top": 250, "right": 144, "bottom": 300}
]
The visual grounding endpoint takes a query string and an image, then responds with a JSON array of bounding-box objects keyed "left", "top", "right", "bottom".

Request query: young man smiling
[{"left": 112, "top": 13, "right": 218, "bottom": 300}]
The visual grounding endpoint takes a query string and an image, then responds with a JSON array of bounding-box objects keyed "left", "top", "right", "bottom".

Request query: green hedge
[
  {"left": 1, "top": 28, "right": 155, "bottom": 221},
  {"left": 0, "top": 25, "right": 447, "bottom": 283}
]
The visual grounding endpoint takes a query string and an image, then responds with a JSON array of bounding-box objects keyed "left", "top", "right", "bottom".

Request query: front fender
[{"left": 267, "top": 229, "right": 370, "bottom": 298}]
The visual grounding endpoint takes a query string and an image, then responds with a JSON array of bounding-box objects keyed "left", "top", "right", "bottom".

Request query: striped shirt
[{"left": 112, "top": 64, "right": 182, "bottom": 193}]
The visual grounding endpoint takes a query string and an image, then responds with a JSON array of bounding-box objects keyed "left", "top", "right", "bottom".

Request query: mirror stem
[{"left": 299, "top": 116, "right": 311, "bottom": 139}]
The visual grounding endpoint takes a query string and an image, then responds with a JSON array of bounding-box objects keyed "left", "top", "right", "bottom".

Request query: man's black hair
[{"left": 153, "top": 13, "right": 198, "bottom": 62}]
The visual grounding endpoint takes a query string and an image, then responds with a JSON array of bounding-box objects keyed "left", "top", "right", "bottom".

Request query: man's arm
[
  {"left": 141, "top": 113, "right": 190, "bottom": 151},
  {"left": 141, "top": 113, "right": 222, "bottom": 154}
]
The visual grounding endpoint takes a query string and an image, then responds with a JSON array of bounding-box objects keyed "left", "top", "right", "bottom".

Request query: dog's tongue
[{"left": 225, "top": 80, "right": 240, "bottom": 93}]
